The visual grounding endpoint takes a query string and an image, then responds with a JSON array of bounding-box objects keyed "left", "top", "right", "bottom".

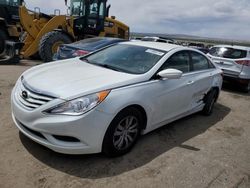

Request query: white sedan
[{"left": 11, "top": 41, "right": 223, "bottom": 156}]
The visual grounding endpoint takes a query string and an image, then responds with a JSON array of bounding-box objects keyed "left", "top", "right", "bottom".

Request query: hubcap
[
  {"left": 113, "top": 116, "right": 139, "bottom": 150},
  {"left": 52, "top": 41, "right": 64, "bottom": 54}
]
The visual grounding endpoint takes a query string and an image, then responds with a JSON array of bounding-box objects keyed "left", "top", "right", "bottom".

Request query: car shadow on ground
[
  {"left": 222, "top": 83, "right": 250, "bottom": 96},
  {"left": 0, "top": 60, "right": 41, "bottom": 66},
  {"left": 20, "top": 103, "right": 231, "bottom": 179}
]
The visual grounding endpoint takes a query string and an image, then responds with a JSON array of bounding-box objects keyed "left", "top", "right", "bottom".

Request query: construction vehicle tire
[
  {"left": 0, "top": 29, "right": 8, "bottom": 57},
  {"left": 39, "top": 31, "right": 72, "bottom": 62}
]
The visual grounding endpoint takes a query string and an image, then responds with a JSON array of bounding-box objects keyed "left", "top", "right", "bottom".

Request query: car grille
[{"left": 16, "top": 81, "right": 55, "bottom": 110}]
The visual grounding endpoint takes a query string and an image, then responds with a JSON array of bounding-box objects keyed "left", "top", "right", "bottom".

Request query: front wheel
[
  {"left": 102, "top": 107, "right": 143, "bottom": 157},
  {"left": 242, "top": 81, "right": 250, "bottom": 93}
]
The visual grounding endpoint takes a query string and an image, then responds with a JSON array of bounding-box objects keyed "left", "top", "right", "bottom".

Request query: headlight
[{"left": 45, "top": 90, "right": 110, "bottom": 115}]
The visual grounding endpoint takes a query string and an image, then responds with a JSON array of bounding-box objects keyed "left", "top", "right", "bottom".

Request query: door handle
[{"left": 187, "top": 81, "right": 194, "bottom": 85}]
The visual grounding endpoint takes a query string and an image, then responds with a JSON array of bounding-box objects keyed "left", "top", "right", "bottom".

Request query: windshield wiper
[
  {"left": 81, "top": 58, "right": 90, "bottom": 63},
  {"left": 98, "top": 64, "right": 123, "bottom": 72}
]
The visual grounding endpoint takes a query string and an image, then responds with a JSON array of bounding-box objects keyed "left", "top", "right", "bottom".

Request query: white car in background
[
  {"left": 207, "top": 45, "right": 250, "bottom": 92},
  {"left": 141, "top": 36, "right": 175, "bottom": 44},
  {"left": 11, "top": 41, "right": 223, "bottom": 157}
]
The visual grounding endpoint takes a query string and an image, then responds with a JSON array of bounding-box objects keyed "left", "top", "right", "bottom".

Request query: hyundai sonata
[{"left": 11, "top": 41, "right": 223, "bottom": 156}]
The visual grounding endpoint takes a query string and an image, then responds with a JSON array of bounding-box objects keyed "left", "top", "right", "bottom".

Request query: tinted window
[
  {"left": 71, "top": 0, "right": 85, "bottom": 16},
  {"left": 191, "top": 52, "right": 210, "bottom": 71},
  {"left": 162, "top": 51, "right": 190, "bottom": 73},
  {"left": 209, "top": 47, "right": 247, "bottom": 59},
  {"left": 84, "top": 44, "right": 166, "bottom": 74},
  {"left": 157, "top": 39, "right": 167, "bottom": 43},
  {"left": 0, "top": 0, "right": 20, "bottom": 6}
]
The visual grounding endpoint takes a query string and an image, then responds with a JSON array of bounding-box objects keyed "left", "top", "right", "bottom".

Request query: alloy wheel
[{"left": 113, "top": 116, "right": 139, "bottom": 150}]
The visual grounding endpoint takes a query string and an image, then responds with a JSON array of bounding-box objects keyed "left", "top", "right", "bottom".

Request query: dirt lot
[{"left": 0, "top": 61, "right": 250, "bottom": 188}]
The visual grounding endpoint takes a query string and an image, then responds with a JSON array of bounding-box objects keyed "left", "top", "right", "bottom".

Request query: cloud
[{"left": 25, "top": 0, "right": 250, "bottom": 40}]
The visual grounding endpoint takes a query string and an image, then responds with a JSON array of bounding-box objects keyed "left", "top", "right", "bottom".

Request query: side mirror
[{"left": 157, "top": 69, "right": 183, "bottom": 79}]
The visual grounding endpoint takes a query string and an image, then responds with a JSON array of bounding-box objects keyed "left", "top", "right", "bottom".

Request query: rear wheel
[
  {"left": 39, "top": 31, "right": 72, "bottom": 62},
  {"left": 242, "top": 81, "right": 250, "bottom": 93},
  {"left": 102, "top": 107, "right": 143, "bottom": 157},
  {"left": 0, "top": 29, "right": 8, "bottom": 57},
  {"left": 202, "top": 89, "right": 218, "bottom": 116}
]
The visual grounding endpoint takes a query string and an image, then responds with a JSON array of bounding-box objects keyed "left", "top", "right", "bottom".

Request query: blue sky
[{"left": 25, "top": 0, "right": 250, "bottom": 40}]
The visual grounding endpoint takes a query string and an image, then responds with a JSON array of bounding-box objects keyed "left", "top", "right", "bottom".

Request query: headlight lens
[{"left": 45, "top": 90, "right": 110, "bottom": 115}]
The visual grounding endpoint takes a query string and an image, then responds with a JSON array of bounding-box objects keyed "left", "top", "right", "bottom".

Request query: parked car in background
[
  {"left": 207, "top": 45, "right": 250, "bottom": 92},
  {"left": 12, "top": 42, "right": 222, "bottom": 157},
  {"left": 54, "top": 37, "right": 126, "bottom": 60},
  {"left": 190, "top": 46, "right": 209, "bottom": 54},
  {"left": 141, "top": 36, "right": 175, "bottom": 44}
]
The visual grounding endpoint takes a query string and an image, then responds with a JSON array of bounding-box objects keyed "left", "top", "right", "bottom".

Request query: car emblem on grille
[{"left": 22, "top": 91, "right": 28, "bottom": 99}]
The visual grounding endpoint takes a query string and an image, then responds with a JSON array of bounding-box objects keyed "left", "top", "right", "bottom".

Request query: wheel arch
[
  {"left": 211, "top": 86, "right": 220, "bottom": 102},
  {"left": 115, "top": 104, "right": 148, "bottom": 130},
  {"left": 204, "top": 86, "right": 220, "bottom": 103}
]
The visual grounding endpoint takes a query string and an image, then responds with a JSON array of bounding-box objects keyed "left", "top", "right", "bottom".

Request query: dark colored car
[
  {"left": 190, "top": 46, "right": 209, "bottom": 54},
  {"left": 54, "top": 37, "right": 126, "bottom": 60}
]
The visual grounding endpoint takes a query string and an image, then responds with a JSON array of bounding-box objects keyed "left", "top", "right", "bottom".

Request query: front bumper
[{"left": 11, "top": 87, "right": 114, "bottom": 155}]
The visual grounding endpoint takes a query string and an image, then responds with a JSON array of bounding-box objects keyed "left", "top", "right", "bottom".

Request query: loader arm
[{"left": 19, "top": 6, "right": 73, "bottom": 58}]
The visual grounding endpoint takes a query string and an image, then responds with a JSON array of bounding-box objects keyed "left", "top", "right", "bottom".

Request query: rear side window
[
  {"left": 209, "top": 47, "right": 247, "bottom": 59},
  {"left": 162, "top": 51, "right": 190, "bottom": 73},
  {"left": 191, "top": 52, "right": 210, "bottom": 71}
]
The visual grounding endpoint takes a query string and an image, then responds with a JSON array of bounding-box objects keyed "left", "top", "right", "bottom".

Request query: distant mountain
[{"left": 131, "top": 32, "right": 250, "bottom": 46}]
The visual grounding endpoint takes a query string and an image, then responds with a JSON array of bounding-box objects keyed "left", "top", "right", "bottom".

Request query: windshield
[
  {"left": 82, "top": 44, "right": 166, "bottom": 74},
  {"left": 70, "top": 0, "right": 85, "bottom": 16},
  {"left": 209, "top": 47, "right": 247, "bottom": 59},
  {"left": 0, "top": 0, "right": 21, "bottom": 6}
]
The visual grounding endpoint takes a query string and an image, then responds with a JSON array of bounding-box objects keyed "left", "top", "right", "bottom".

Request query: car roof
[
  {"left": 121, "top": 41, "right": 181, "bottom": 51},
  {"left": 212, "top": 45, "right": 250, "bottom": 51},
  {"left": 64, "top": 37, "right": 126, "bottom": 51}
]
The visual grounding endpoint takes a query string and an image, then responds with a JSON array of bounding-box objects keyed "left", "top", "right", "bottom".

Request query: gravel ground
[{"left": 0, "top": 61, "right": 250, "bottom": 188}]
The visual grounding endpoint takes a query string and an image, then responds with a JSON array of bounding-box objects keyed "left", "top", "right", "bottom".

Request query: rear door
[{"left": 189, "top": 51, "right": 215, "bottom": 109}]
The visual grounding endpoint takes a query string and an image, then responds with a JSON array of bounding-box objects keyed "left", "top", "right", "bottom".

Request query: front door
[{"left": 150, "top": 51, "right": 194, "bottom": 127}]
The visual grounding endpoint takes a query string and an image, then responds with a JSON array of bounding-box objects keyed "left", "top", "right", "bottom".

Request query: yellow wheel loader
[{"left": 20, "top": 0, "right": 129, "bottom": 62}]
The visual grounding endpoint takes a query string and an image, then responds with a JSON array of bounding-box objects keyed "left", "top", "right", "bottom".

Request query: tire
[
  {"left": 242, "top": 81, "right": 250, "bottom": 93},
  {"left": 202, "top": 89, "right": 217, "bottom": 116},
  {"left": 0, "top": 29, "right": 8, "bottom": 57},
  {"left": 39, "top": 31, "right": 72, "bottom": 62},
  {"left": 102, "top": 107, "right": 143, "bottom": 157}
]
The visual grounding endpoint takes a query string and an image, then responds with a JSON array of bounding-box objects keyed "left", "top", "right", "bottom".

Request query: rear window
[{"left": 209, "top": 47, "right": 247, "bottom": 59}]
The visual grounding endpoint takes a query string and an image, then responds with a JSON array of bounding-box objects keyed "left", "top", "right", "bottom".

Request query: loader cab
[
  {"left": 70, "top": 0, "right": 107, "bottom": 38},
  {"left": 0, "top": 0, "right": 23, "bottom": 24}
]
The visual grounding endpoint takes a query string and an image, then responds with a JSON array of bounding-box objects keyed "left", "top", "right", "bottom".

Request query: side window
[
  {"left": 161, "top": 51, "right": 190, "bottom": 73},
  {"left": 191, "top": 52, "right": 210, "bottom": 71}
]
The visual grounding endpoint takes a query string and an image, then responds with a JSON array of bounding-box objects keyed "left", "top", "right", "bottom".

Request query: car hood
[{"left": 22, "top": 58, "right": 143, "bottom": 100}]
